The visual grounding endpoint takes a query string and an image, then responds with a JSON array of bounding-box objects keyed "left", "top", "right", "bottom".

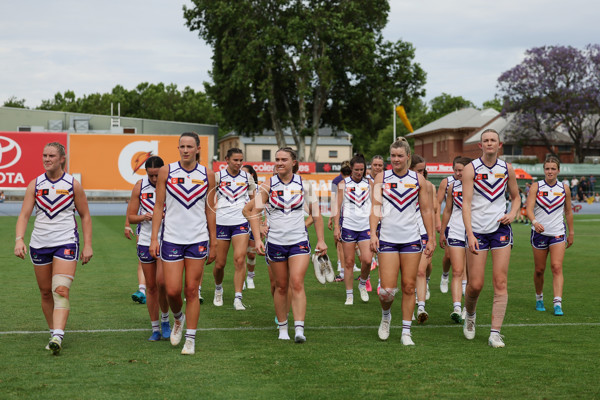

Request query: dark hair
[
  {"left": 276, "top": 147, "right": 299, "bottom": 173},
  {"left": 452, "top": 155, "right": 463, "bottom": 167},
  {"left": 454, "top": 157, "right": 472, "bottom": 167},
  {"left": 410, "top": 154, "right": 425, "bottom": 169},
  {"left": 145, "top": 155, "right": 164, "bottom": 169},
  {"left": 423, "top": 169, "right": 428, "bottom": 179},
  {"left": 180, "top": 132, "right": 200, "bottom": 161},
  {"left": 544, "top": 156, "right": 561, "bottom": 169},
  {"left": 226, "top": 147, "right": 243, "bottom": 159},
  {"left": 350, "top": 153, "right": 366, "bottom": 180},
  {"left": 242, "top": 164, "right": 258, "bottom": 183},
  {"left": 371, "top": 155, "right": 384, "bottom": 163},
  {"left": 340, "top": 160, "right": 352, "bottom": 176}
]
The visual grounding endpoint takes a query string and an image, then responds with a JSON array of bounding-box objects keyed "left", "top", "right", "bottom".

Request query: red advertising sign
[
  {"left": 212, "top": 161, "right": 316, "bottom": 174},
  {"left": 0, "top": 132, "right": 68, "bottom": 188}
]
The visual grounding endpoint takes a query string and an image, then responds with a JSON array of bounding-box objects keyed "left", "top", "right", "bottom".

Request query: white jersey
[
  {"left": 470, "top": 158, "right": 509, "bottom": 234},
  {"left": 216, "top": 169, "right": 254, "bottom": 226},
  {"left": 30, "top": 172, "right": 78, "bottom": 248},
  {"left": 415, "top": 201, "right": 426, "bottom": 236},
  {"left": 379, "top": 169, "right": 421, "bottom": 243},
  {"left": 532, "top": 180, "right": 566, "bottom": 236},
  {"left": 163, "top": 162, "right": 209, "bottom": 244},
  {"left": 265, "top": 174, "right": 308, "bottom": 245},
  {"left": 341, "top": 176, "right": 371, "bottom": 231},
  {"left": 448, "top": 180, "right": 466, "bottom": 241},
  {"left": 446, "top": 175, "right": 456, "bottom": 189},
  {"left": 136, "top": 176, "right": 160, "bottom": 246}
]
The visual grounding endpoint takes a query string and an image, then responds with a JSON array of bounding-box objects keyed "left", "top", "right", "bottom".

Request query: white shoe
[
  {"left": 294, "top": 331, "right": 306, "bottom": 343},
  {"left": 426, "top": 283, "right": 431, "bottom": 300},
  {"left": 345, "top": 295, "right": 353, "bottom": 305},
  {"left": 322, "top": 254, "right": 335, "bottom": 283},
  {"left": 440, "top": 276, "right": 449, "bottom": 293},
  {"left": 463, "top": 315, "right": 476, "bottom": 340},
  {"left": 416, "top": 308, "right": 429, "bottom": 324},
  {"left": 171, "top": 315, "right": 186, "bottom": 346},
  {"left": 450, "top": 307, "right": 462, "bottom": 323},
  {"left": 378, "top": 318, "right": 391, "bottom": 341},
  {"left": 48, "top": 336, "right": 62, "bottom": 355},
  {"left": 181, "top": 338, "right": 195, "bottom": 355},
  {"left": 488, "top": 332, "right": 506, "bottom": 348},
  {"left": 353, "top": 264, "right": 360, "bottom": 272},
  {"left": 358, "top": 286, "right": 369, "bottom": 302},
  {"left": 312, "top": 253, "right": 327, "bottom": 284},
  {"left": 401, "top": 332, "right": 415, "bottom": 346},
  {"left": 246, "top": 277, "right": 255, "bottom": 289},
  {"left": 233, "top": 298, "right": 246, "bottom": 311},
  {"left": 243, "top": 281, "right": 246, "bottom": 290},
  {"left": 213, "top": 290, "right": 223, "bottom": 307},
  {"left": 461, "top": 307, "right": 467, "bottom": 321},
  {"left": 278, "top": 331, "right": 290, "bottom": 340}
]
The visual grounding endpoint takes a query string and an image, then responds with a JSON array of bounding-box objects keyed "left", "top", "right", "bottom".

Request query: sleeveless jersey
[
  {"left": 30, "top": 172, "right": 78, "bottom": 248},
  {"left": 216, "top": 169, "right": 253, "bottom": 226},
  {"left": 379, "top": 169, "right": 420, "bottom": 243},
  {"left": 470, "top": 158, "right": 508, "bottom": 233},
  {"left": 415, "top": 201, "right": 426, "bottom": 235},
  {"left": 446, "top": 175, "right": 456, "bottom": 189},
  {"left": 532, "top": 180, "right": 566, "bottom": 236},
  {"left": 136, "top": 176, "right": 160, "bottom": 246},
  {"left": 448, "top": 180, "right": 466, "bottom": 241},
  {"left": 265, "top": 174, "right": 307, "bottom": 245},
  {"left": 163, "top": 162, "right": 209, "bottom": 244},
  {"left": 341, "top": 176, "right": 371, "bottom": 231}
]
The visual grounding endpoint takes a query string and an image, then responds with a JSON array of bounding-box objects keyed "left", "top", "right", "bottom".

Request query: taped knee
[
  {"left": 378, "top": 287, "right": 398, "bottom": 302},
  {"left": 246, "top": 256, "right": 256, "bottom": 266},
  {"left": 247, "top": 246, "right": 256, "bottom": 255},
  {"left": 52, "top": 274, "right": 73, "bottom": 310}
]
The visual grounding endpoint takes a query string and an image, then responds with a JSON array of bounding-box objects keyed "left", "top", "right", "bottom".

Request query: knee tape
[
  {"left": 247, "top": 246, "right": 256, "bottom": 255},
  {"left": 246, "top": 256, "right": 256, "bottom": 266},
  {"left": 378, "top": 287, "right": 398, "bottom": 302},
  {"left": 52, "top": 274, "right": 73, "bottom": 310}
]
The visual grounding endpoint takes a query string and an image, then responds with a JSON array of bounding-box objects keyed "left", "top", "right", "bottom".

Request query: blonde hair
[
  {"left": 390, "top": 137, "right": 411, "bottom": 157},
  {"left": 45, "top": 142, "right": 66, "bottom": 169}
]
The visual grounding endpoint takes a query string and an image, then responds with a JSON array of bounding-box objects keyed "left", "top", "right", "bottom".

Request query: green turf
[{"left": 0, "top": 215, "right": 599, "bottom": 399}]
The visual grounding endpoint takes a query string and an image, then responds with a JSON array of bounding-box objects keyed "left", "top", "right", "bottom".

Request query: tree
[
  {"left": 3, "top": 96, "right": 27, "bottom": 108},
  {"left": 498, "top": 45, "right": 600, "bottom": 163},
  {"left": 184, "top": 0, "right": 426, "bottom": 161},
  {"left": 482, "top": 97, "right": 503, "bottom": 112}
]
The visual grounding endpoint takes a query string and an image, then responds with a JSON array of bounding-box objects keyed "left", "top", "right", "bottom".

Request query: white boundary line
[{"left": 2, "top": 322, "right": 599, "bottom": 335}]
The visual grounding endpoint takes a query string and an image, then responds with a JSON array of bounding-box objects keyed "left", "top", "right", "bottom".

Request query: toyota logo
[{"left": 0, "top": 136, "right": 22, "bottom": 170}]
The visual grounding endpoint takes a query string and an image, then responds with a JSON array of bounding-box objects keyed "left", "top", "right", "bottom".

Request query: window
[
  {"left": 262, "top": 149, "right": 271, "bottom": 162},
  {"left": 329, "top": 150, "right": 338, "bottom": 158}
]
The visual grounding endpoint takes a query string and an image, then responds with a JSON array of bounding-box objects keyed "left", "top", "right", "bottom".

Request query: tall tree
[
  {"left": 184, "top": 0, "right": 426, "bottom": 161},
  {"left": 3, "top": 96, "right": 28, "bottom": 108},
  {"left": 498, "top": 45, "right": 600, "bottom": 163}
]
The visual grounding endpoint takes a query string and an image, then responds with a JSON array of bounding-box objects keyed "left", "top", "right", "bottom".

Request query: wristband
[
  {"left": 532, "top": 219, "right": 538, "bottom": 225},
  {"left": 15, "top": 236, "right": 23, "bottom": 242},
  {"left": 124, "top": 227, "right": 133, "bottom": 232}
]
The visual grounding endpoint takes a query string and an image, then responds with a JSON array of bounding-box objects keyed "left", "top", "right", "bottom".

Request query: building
[{"left": 218, "top": 127, "right": 353, "bottom": 162}]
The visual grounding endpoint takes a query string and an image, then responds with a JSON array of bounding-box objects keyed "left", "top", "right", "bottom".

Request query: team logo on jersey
[
  {"left": 539, "top": 191, "right": 549, "bottom": 197},
  {"left": 55, "top": 189, "right": 69, "bottom": 195},
  {"left": 171, "top": 177, "right": 185, "bottom": 184},
  {"left": 475, "top": 174, "right": 488, "bottom": 180},
  {"left": 220, "top": 181, "right": 231, "bottom": 187},
  {"left": 192, "top": 179, "right": 204, "bottom": 185},
  {"left": 64, "top": 249, "right": 74, "bottom": 256},
  {"left": 347, "top": 187, "right": 356, "bottom": 192},
  {"left": 141, "top": 193, "right": 154, "bottom": 199},
  {"left": 240, "top": 225, "right": 247, "bottom": 231},
  {"left": 299, "top": 245, "right": 309, "bottom": 251},
  {"left": 453, "top": 192, "right": 463, "bottom": 197},
  {"left": 404, "top": 183, "right": 416, "bottom": 189},
  {"left": 500, "top": 235, "right": 509, "bottom": 242},
  {"left": 494, "top": 173, "right": 505, "bottom": 178},
  {"left": 37, "top": 189, "right": 50, "bottom": 196}
]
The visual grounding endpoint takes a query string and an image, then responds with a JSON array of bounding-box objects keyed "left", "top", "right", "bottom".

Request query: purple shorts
[
  {"left": 30, "top": 243, "right": 79, "bottom": 266},
  {"left": 265, "top": 241, "right": 311, "bottom": 263},
  {"left": 161, "top": 240, "right": 209, "bottom": 262},
  {"left": 378, "top": 239, "right": 423, "bottom": 254},
  {"left": 420, "top": 234, "right": 429, "bottom": 246},
  {"left": 137, "top": 244, "right": 156, "bottom": 264},
  {"left": 447, "top": 237, "right": 467, "bottom": 248},
  {"left": 470, "top": 224, "right": 513, "bottom": 251},
  {"left": 530, "top": 230, "right": 565, "bottom": 250},
  {"left": 341, "top": 227, "right": 371, "bottom": 243},
  {"left": 217, "top": 223, "right": 250, "bottom": 240}
]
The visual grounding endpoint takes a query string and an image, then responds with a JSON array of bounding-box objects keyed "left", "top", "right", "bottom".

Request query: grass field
[{"left": 1, "top": 214, "right": 599, "bottom": 399}]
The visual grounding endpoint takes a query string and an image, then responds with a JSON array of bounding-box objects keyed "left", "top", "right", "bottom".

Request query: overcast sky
[{"left": 1, "top": 0, "right": 598, "bottom": 110}]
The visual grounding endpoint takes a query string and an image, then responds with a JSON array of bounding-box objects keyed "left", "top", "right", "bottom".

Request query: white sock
[
  {"left": 294, "top": 321, "right": 304, "bottom": 337},
  {"left": 382, "top": 308, "right": 391, "bottom": 321},
  {"left": 553, "top": 297, "right": 562, "bottom": 307},
  {"left": 235, "top": 291, "right": 242, "bottom": 300},
  {"left": 278, "top": 320, "right": 290, "bottom": 340},
  {"left": 418, "top": 301, "right": 425, "bottom": 311},
  {"left": 139, "top": 284, "right": 146, "bottom": 295},
  {"left": 536, "top": 293, "right": 543, "bottom": 301},
  {"left": 453, "top": 302, "right": 462, "bottom": 312},
  {"left": 185, "top": 329, "right": 196, "bottom": 341},
  {"left": 161, "top": 312, "right": 169, "bottom": 323},
  {"left": 402, "top": 320, "right": 412, "bottom": 335},
  {"left": 215, "top": 284, "right": 223, "bottom": 292},
  {"left": 151, "top": 320, "right": 160, "bottom": 332}
]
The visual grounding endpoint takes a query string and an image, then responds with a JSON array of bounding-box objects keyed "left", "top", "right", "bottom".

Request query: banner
[
  {"left": 212, "top": 161, "right": 316, "bottom": 174},
  {"left": 70, "top": 134, "right": 209, "bottom": 190},
  {"left": 0, "top": 132, "right": 68, "bottom": 188}
]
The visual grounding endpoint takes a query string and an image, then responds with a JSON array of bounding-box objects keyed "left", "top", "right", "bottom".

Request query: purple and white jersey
[
  {"left": 137, "top": 176, "right": 160, "bottom": 246},
  {"left": 532, "top": 180, "right": 566, "bottom": 236},
  {"left": 446, "top": 175, "right": 456, "bottom": 189},
  {"left": 379, "top": 169, "right": 420, "bottom": 244},
  {"left": 163, "top": 162, "right": 209, "bottom": 244},
  {"left": 216, "top": 169, "right": 254, "bottom": 226},
  {"left": 30, "top": 172, "right": 78, "bottom": 248},
  {"left": 415, "top": 201, "right": 426, "bottom": 236},
  {"left": 448, "top": 180, "right": 466, "bottom": 241},
  {"left": 265, "top": 174, "right": 307, "bottom": 245},
  {"left": 341, "top": 176, "right": 371, "bottom": 231},
  {"left": 470, "top": 158, "right": 508, "bottom": 234}
]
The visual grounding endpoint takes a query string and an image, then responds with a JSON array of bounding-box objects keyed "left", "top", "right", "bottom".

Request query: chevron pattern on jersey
[
  {"left": 535, "top": 187, "right": 565, "bottom": 215},
  {"left": 345, "top": 186, "right": 370, "bottom": 208},
  {"left": 218, "top": 182, "right": 248, "bottom": 204},
  {"left": 473, "top": 171, "right": 507, "bottom": 202},
  {"left": 35, "top": 186, "right": 74, "bottom": 220},
  {"left": 452, "top": 182, "right": 463, "bottom": 209},
  {"left": 166, "top": 176, "right": 208, "bottom": 209},
  {"left": 383, "top": 183, "right": 419, "bottom": 212},
  {"left": 269, "top": 189, "right": 304, "bottom": 214}
]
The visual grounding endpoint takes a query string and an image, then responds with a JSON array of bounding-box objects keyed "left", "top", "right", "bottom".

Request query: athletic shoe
[
  {"left": 440, "top": 276, "right": 449, "bottom": 293},
  {"left": 148, "top": 331, "right": 162, "bottom": 341},
  {"left": 345, "top": 295, "right": 353, "bottom": 305},
  {"left": 450, "top": 310, "right": 462, "bottom": 323},
  {"left": 243, "top": 281, "right": 246, "bottom": 290},
  {"left": 246, "top": 277, "right": 255, "bottom": 289},
  {"left": 170, "top": 315, "right": 185, "bottom": 346},
  {"left": 48, "top": 336, "right": 62, "bottom": 355},
  {"left": 312, "top": 253, "right": 326, "bottom": 285},
  {"left": 365, "top": 277, "right": 372, "bottom": 292},
  {"left": 370, "top": 258, "right": 377, "bottom": 271},
  {"left": 199, "top": 293, "right": 204, "bottom": 304},
  {"left": 334, "top": 275, "right": 344, "bottom": 282},
  {"left": 233, "top": 298, "right": 246, "bottom": 311},
  {"left": 181, "top": 338, "right": 195, "bottom": 355},
  {"left": 358, "top": 286, "right": 369, "bottom": 303},
  {"left": 213, "top": 290, "right": 223, "bottom": 307},
  {"left": 132, "top": 290, "right": 146, "bottom": 304},
  {"left": 294, "top": 332, "right": 306, "bottom": 343},
  {"left": 377, "top": 282, "right": 381, "bottom": 295},
  {"left": 535, "top": 300, "right": 546, "bottom": 311},
  {"left": 488, "top": 332, "right": 505, "bottom": 348},
  {"left": 161, "top": 322, "right": 171, "bottom": 340},
  {"left": 321, "top": 254, "right": 335, "bottom": 283},
  {"left": 353, "top": 264, "right": 360, "bottom": 272},
  {"left": 416, "top": 309, "right": 429, "bottom": 324},
  {"left": 45, "top": 341, "right": 50, "bottom": 351},
  {"left": 378, "top": 318, "right": 391, "bottom": 341},
  {"left": 463, "top": 315, "right": 476, "bottom": 340},
  {"left": 426, "top": 283, "right": 430, "bottom": 300},
  {"left": 554, "top": 304, "right": 564, "bottom": 316},
  {"left": 461, "top": 307, "right": 467, "bottom": 321},
  {"left": 401, "top": 332, "right": 415, "bottom": 346}
]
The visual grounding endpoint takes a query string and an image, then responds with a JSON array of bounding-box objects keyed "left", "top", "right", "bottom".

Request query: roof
[
  {"left": 220, "top": 126, "right": 352, "bottom": 146},
  {"left": 221, "top": 126, "right": 351, "bottom": 139},
  {"left": 408, "top": 108, "right": 499, "bottom": 137}
]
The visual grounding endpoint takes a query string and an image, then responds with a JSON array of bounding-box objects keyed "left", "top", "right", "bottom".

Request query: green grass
[{"left": 1, "top": 215, "right": 599, "bottom": 399}]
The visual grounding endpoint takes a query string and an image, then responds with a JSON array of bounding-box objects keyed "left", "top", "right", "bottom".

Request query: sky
[{"left": 0, "top": 0, "right": 598, "bottom": 110}]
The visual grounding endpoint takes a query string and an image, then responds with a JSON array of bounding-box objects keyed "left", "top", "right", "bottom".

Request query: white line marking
[{"left": 2, "top": 322, "right": 599, "bottom": 335}]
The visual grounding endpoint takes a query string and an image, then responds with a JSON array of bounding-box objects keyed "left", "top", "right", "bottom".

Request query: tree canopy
[
  {"left": 498, "top": 45, "right": 600, "bottom": 163},
  {"left": 184, "top": 0, "right": 426, "bottom": 161}
]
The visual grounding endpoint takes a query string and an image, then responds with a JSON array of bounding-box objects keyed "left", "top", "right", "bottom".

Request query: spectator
[
  {"left": 589, "top": 175, "right": 596, "bottom": 196},
  {"left": 571, "top": 176, "right": 579, "bottom": 201},
  {"left": 595, "top": 192, "right": 600, "bottom": 203},
  {"left": 0, "top": 191, "right": 5, "bottom": 203},
  {"left": 562, "top": 177, "right": 570, "bottom": 189},
  {"left": 579, "top": 177, "right": 588, "bottom": 199}
]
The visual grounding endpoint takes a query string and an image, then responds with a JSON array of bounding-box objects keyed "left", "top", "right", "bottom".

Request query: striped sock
[
  {"left": 382, "top": 308, "right": 391, "bottom": 321},
  {"left": 235, "top": 292, "right": 242, "bottom": 300},
  {"left": 536, "top": 293, "right": 543, "bottom": 301},
  {"left": 346, "top": 289, "right": 353, "bottom": 297},
  {"left": 185, "top": 329, "right": 196, "bottom": 341},
  {"left": 53, "top": 329, "right": 65, "bottom": 340},
  {"left": 139, "top": 284, "right": 146, "bottom": 295},
  {"left": 173, "top": 311, "right": 183, "bottom": 321},
  {"left": 553, "top": 297, "right": 562, "bottom": 307},
  {"left": 151, "top": 320, "right": 160, "bottom": 332},
  {"left": 161, "top": 312, "right": 169, "bottom": 323},
  {"left": 402, "top": 320, "right": 412, "bottom": 335}
]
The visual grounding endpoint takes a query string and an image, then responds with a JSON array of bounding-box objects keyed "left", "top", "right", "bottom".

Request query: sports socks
[
  {"left": 358, "top": 278, "right": 367, "bottom": 288},
  {"left": 417, "top": 301, "right": 426, "bottom": 311},
  {"left": 161, "top": 312, "right": 169, "bottom": 323},
  {"left": 198, "top": 286, "right": 202, "bottom": 298},
  {"left": 294, "top": 321, "right": 304, "bottom": 337},
  {"left": 215, "top": 284, "right": 223, "bottom": 292},
  {"left": 553, "top": 297, "right": 562, "bottom": 307},
  {"left": 346, "top": 289, "right": 353, "bottom": 297},
  {"left": 247, "top": 271, "right": 255, "bottom": 279},
  {"left": 402, "top": 320, "right": 412, "bottom": 335},
  {"left": 381, "top": 308, "right": 391, "bottom": 321},
  {"left": 173, "top": 311, "right": 183, "bottom": 321},
  {"left": 453, "top": 301, "right": 462, "bottom": 312},
  {"left": 235, "top": 291, "right": 243, "bottom": 300},
  {"left": 139, "top": 284, "right": 146, "bottom": 295},
  {"left": 278, "top": 320, "right": 290, "bottom": 340},
  {"left": 442, "top": 272, "right": 449, "bottom": 279},
  {"left": 151, "top": 320, "right": 160, "bottom": 332},
  {"left": 185, "top": 329, "right": 196, "bottom": 341},
  {"left": 536, "top": 293, "right": 543, "bottom": 301},
  {"left": 53, "top": 329, "right": 64, "bottom": 340}
]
